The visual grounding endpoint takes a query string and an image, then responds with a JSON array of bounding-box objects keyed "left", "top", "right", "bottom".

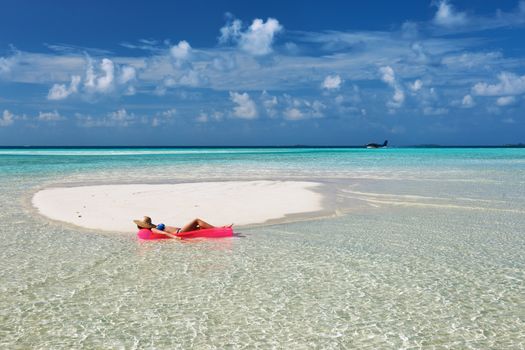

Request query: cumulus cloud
[
  {"left": 379, "top": 66, "right": 396, "bottom": 85},
  {"left": 154, "top": 40, "right": 208, "bottom": 90},
  {"left": 229, "top": 91, "right": 258, "bottom": 119},
  {"left": 0, "top": 54, "right": 18, "bottom": 75},
  {"left": 431, "top": 1, "right": 525, "bottom": 32},
  {"left": 433, "top": 0, "right": 468, "bottom": 27},
  {"left": 321, "top": 75, "right": 342, "bottom": 90},
  {"left": 108, "top": 109, "right": 135, "bottom": 126},
  {"left": 85, "top": 58, "right": 114, "bottom": 93},
  {"left": 462, "top": 94, "right": 475, "bottom": 108},
  {"left": 0, "top": 110, "right": 15, "bottom": 127},
  {"left": 48, "top": 75, "right": 81, "bottom": 100},
  {"left": 496, "top": 96, "right": 516, "bottom": 106},
  {"left": 260, "top": 91, "right": 278, "bottom": 118},
  {"left": 379, "top": 66, "right": 405, "bottom": 108},
  {"left": 118, "top": 65, "right": 136, "bottom": 84},
  {"left": 48, "top": 57, "right": 136, "bottom": 100},
  {"left": 220, "top": 17, "right": 283, "bottom": 55},
  {"left": 391, "top": 89, "right": 405, "bottom": 105},
  {"left": 37, "top": 110, "right": 63, "bottom": 121},
  {"left": 170, "top": 40, "right": 191, "bottom": 60},
  {"left": 409, "top": 79, "right": 423, "bottom": 92},
  {"left": 472, "top": 72, "right": 525, "bottom": 96},
  {"left": 284, "top": 108, "right": 303, "bottom": 120}
]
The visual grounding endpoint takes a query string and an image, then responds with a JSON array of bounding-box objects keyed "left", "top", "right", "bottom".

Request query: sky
[{"left": 0, "top": 0, "right": 524, "bottom": 146}]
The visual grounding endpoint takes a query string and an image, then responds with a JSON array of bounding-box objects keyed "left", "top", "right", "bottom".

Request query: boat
[{"left": 366, "top": 140, "right": 388, "bottom": 149}]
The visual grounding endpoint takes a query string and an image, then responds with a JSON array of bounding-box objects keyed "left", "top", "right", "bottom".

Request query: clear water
[{"left": 0, "top": 148, "right": 524, "bottom": 349}]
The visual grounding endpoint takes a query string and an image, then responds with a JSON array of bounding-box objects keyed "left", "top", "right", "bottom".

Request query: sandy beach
[{"left": 32, "top": 180, "right": 324, "bottom": 232}]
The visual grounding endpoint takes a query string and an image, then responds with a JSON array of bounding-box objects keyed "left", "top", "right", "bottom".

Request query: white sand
[{"left": 32, "top": 181, "right": 323, "bottom": 232}]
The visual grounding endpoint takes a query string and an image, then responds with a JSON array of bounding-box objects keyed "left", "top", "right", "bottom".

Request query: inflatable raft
[{"left": 138, "top": 227, "right": 233, "bottom": 240}]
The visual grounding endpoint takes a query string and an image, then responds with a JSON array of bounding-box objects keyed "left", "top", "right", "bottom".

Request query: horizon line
[{"left": 0, "top": 144, "right": 524, "bottom": 149}]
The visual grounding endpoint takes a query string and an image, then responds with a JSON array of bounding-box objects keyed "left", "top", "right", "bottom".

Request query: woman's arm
[{"left": 151, "top": 227, "right": 179, "bottom": 238}]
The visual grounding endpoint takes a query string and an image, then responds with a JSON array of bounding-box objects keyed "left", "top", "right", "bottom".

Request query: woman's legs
[{"left": 180, "top": 218, "right": 215, "bottom": 232}]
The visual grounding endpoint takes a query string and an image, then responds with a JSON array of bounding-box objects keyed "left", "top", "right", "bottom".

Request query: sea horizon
[{"left": 1, "top": 144, "right": 524, "bottom": 149}]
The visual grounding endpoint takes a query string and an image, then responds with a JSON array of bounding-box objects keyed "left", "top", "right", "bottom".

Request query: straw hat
[{"left": 133, "top": 216, "right": 157, "bottom": 229}]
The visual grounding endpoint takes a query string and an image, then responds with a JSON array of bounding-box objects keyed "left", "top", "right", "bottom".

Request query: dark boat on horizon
[{"left": 366, "top": 140, "right": 388, "bottom": 149}]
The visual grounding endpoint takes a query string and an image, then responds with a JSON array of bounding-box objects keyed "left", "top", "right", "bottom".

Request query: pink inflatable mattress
[{"left": 138, "top": 227, "right": 233, "bottom": 240}]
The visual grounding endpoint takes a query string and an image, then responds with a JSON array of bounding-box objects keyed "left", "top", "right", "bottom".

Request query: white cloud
[
  {"left": 409, "top": 79, "right": 423, "bottom": 92},
  {"left": 170, "top": 40, "right": 191, "bottom": 60},
  {"left": 47, "top": 57, "right": 137, "bottom": 99},
  {"left": 38, "top": 110, "right": 63, "bottom": 121},
  {"left": 219, "top": 19, "right": 242, "bottom": 43},
  {"left": 94, "top": 58, "right": 114, "bottom": 93},
  {"left": 118, "top": 65, "right": 136, "bottom": 84},
  {"left": 195, "top": 111, "right": 223, "bottom": 123},
  {"left": 392, "top": 88, "right": 405, "bottom": 105},
  {"left": 441, "top": 52, "right": 503, "bottom": 70},
  {"left": 433, "top": 0, "right": 468, "bottom": 27},
  {"left": 0, "top": 58, "right": 11, "bottom": 74},
  {"left": 379, "top": 66, "right": 396, "bottom": 85},
  {"left": 284, "top": 108, "right": 303, "bottom": 120},
  {"left": 241, "top": 18, "right": 282, "bottom": 55},
  {"left": 0, "top": 110, "right": 15, "bottom": 127},
  {"left": 161, "top": 108, "right": 177, "bottom": 117},
  {"left": 108, "top": 108, "right": 135, "bottom": 126},
  {"left": 496, "top": 96, "right": 516, "bottom": 106},
  {"left": 0, "top": 54, "right": 17, "bottom": 74},
  {"left": 379, "top": 66, "right": 405, "bottom": 108},
  {"left": 229, "top": 91, "right": 258, "bottom": 119},
  {"left": 472, "top": 72, "right": 525, "bottom": 96},
  {"left": 462, "top": 94, "right": 475, "bottom": 108},
  {"left": 282, "top": 95, "right": 325, "bottom": 120},
  {"left": 322, "top": 75, "right": 342, "bottom": 90},
  {"left": 47, "top": 75, "right": 81, "bottom": 100},
  {"left": 178, "top": 69, "right": 206, "bottom": 87},
  {"left": 431, "top": 1, "right": 525, "bottom": 33},
  {"left": 84, "top": 58, "right": 116, "bottom": 92},
  {"left": 151, "top": 108, "right": 178, "bottom": 127},
  {"left": 84, "top": 58, "right": 128, "bottom": 94},
  {"left": 261, "top": 91, "right": 278, "bottom": 117},
  {"left": 157, "top": 41, "right": 208, "bottom": 90},
  {"left": 220, "top": 17, "right": 283, "bottom": 55},
  {"left": 78, "top": 109, "right": 137, "bottom": 128}
]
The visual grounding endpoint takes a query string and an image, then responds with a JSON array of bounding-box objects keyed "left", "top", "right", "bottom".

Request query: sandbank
[{"left": 32, "top": 181, "right": 323, "bottom": 232}]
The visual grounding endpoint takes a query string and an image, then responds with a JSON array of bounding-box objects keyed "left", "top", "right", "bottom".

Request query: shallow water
[{"left": 0, "top": 148, "right": 524, "bottom": 348}]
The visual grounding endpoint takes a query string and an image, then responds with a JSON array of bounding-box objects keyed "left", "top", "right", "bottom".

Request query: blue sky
[{"left": 1, "top": 0, "right": 524, "bottom": 146}]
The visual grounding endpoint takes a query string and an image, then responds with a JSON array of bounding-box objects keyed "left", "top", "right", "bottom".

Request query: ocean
[{"left": 0, "top": 147, "right": 524, "bottom": 348}]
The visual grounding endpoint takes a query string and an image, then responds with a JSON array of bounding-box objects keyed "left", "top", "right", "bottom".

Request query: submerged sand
[{"left": 32, "top": 181, "right": 323, "bottom": 232}]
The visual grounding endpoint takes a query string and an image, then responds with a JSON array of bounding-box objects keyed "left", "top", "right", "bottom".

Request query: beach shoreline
[{"left": 32, "top": 180, "right": 325, "bottom": 233}]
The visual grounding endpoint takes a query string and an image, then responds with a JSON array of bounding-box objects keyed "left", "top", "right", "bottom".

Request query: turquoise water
[{"left": 0, "top": 148, "right": 524, "bottom": 348}]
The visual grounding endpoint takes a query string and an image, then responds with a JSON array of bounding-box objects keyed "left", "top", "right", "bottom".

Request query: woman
[{"left": 133, "top": 216, "right": 232, "bottom": 239}]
